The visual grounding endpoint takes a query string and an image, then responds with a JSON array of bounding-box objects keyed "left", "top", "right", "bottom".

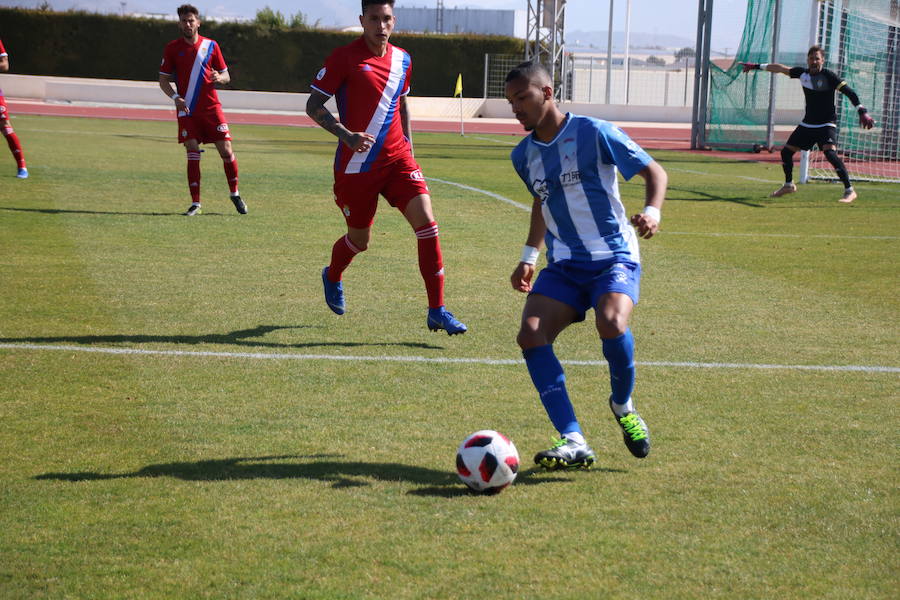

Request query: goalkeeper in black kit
[{"left": 741, "top": 44, "right": 875, "bottom": 203}]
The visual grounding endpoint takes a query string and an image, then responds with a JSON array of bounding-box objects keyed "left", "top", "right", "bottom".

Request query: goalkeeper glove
[
  {"left": 857, "top": 107, "right": 875, "bottom": 129},
  {"left": 740, "top": 62, "right": 761, "bottom": 73}
]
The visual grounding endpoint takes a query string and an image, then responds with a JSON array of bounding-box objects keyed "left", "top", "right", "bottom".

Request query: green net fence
[{"left": 706, "top": 0, "right": 900, "bottom": 182}]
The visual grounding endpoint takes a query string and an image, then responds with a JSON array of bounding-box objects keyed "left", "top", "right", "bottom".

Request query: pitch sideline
[{"left": 1, "top": 343, "right": 897, "bottom": 373}]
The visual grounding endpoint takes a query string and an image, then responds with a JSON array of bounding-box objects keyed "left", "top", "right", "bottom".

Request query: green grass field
[{"left": 1, "top": 114, "right": 898, "bottom": 599}]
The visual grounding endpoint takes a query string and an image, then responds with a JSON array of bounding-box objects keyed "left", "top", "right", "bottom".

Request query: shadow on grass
[
  {"left": 34, "top": 455, "right": 618, "bottom": 495},
  {"left": 0, "top": 206, "right": 180, "bottom": 217},
  {"left": 664, "top": 184, "right": 766, "bottom": 207},
  {"left": 0, "top": 324, "right": 443, "bottom": 351}
]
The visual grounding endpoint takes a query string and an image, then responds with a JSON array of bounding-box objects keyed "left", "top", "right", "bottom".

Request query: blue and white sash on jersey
[
  {"left": 344, "top": 47, "right": 410, "bottom": 174},
  {"left": 180, "top": 39, "right": 214, "bottom": 116}
]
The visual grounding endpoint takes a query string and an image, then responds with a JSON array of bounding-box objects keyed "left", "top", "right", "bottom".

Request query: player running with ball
[
  {"left": 505, "top": 61, "right": 667, "bottom": 469},
  {"left": 741, "top": 45, "right": 875, "bottom": 203}
]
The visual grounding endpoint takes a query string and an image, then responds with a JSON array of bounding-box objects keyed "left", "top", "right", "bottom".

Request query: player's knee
[
  {"left": 780, "top": 147, "right": 795, "bottom": 164},
  {"left": 346, "top": 231, "right": 370, "bottom": 251},
  {"left": 516, "top": 328, "right": 544, "bottom": 351},
  {"left": 595, "top": 312, "right": 628, "bottom": 339},
  {"left": 823, "top": 148, "right": 839, "bottom": 163}
]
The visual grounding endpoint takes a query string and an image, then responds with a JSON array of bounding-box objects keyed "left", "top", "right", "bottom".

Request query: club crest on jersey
[
  {"left": 360, "top": 64, "right": 373, "bottom": 72},
  {"left": 343, "top": 205, "right": 351, "bottom": 217},
  {"left": 181, "top": 129, "right": 188, "bottom": 138},
  {"left": 217, "top": 123, "right": 229, "bottom": 133},
  {"left": 532, "top": 178, "right": 550, "bottom": 202},
  {"left": 316, "top": 67, "right": 327, "bottom": 80}
]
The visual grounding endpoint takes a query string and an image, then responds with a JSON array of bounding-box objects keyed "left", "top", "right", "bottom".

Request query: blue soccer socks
[
  {"left": 602, "top": 329, "right": 636, "bottom": 409},
  {"left": 524, "top": 344, "right": 580, "bottom": 436}
]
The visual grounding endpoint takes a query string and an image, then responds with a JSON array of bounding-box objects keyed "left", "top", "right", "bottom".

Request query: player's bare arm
[
  {"left": 210, "top": 69, "right": 230, "bottom": 85},
  {"left": 399, "top": 95, "right": 413, "bottom": 155},
  {"left": 511, "top": 196, "right": 547, "bottom": 293},
  {"left": 630, "top": 161, "right": 667, "bottom": 239},
  {"left": 306, "top": 89, "right": 375, "bottom": 152},
  {"left": 740, "top": 62, "right": 791, "bottom": 75},
  {"left": 0, "top": 56, "right": 8, "bottom": 72},
  {"left": 158, "top": 73, "right": 189, "bottom": 114}
]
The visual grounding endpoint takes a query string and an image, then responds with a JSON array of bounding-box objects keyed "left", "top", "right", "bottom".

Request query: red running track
[{"left": 7, "top": 99, "right": 784, "bottom": 162}]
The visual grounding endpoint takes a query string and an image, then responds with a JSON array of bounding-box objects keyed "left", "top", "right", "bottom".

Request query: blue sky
[{"left": 1, "top": 0, "right": 748, "bottom": 52}]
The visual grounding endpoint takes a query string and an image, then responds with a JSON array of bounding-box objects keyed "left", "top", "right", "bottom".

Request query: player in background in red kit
[
  {"left": 158, "top": 4, "right": 246, "bottom": 216},
  {"left": 0, "top": 38, "right": 28, "bottom": 179},
  {"left": 305, "top": 0, "right": 466, "bottom": 335}
]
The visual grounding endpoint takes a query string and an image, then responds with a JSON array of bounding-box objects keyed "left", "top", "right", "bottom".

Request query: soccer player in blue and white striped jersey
[{"left": 505, "top": 61, "right": 667, "bottom": 469}]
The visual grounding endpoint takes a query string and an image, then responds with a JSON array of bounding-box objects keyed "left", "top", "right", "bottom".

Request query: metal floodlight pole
[
  {"left": 606, "top": 0, "right": 614, "bottom": 104},
  {"left": 525, "top": 0, "right": 567, "bottom": 99},
  {"left": 624, "top": 0, "right": 632, "bottom": 104},
  {"left": 691, "top": 0, "right": 713, "bottom": 149},
  {"left": 766, "top": 0, "right": 782, "bottom": 150}
]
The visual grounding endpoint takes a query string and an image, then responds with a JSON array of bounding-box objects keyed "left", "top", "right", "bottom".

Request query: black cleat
[{"left": 231, "top": 194, "right": 247, "bottom": 214}]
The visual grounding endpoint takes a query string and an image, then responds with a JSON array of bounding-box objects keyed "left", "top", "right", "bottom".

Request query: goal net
[
  {"left": 804, "top": 0, "right": 900, "bottom": 183},
  {"left": 705, "top": 0, "right": 900, "bottom": 183}
]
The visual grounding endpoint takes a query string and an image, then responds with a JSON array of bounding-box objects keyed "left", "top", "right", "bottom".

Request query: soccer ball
[{"left": 455, "top": 430, "right": 520, "bottom": 494}]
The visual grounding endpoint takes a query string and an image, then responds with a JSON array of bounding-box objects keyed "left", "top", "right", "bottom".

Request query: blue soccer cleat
[
  {"left": 321, "top": 266, "right": 345, "bottom": 315},
  {"left": 427, "top": 306, "right": 467, "bottom": 335},
  {"left": 16, "top": 167, "right": 28, "bottom": 179}
]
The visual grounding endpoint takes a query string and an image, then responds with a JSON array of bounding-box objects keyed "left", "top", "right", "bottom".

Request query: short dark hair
[
  {"left": 505, "top": 60, "right": 552, "bottom": 84},
  {"left": 177, "top": 4, "right": 199, "bottom": 18},
  {"left": 808, "top": 45, "right": 825, "bottom": 57},
  {"left": 362, "top": 0, "right": 394, "bottom": 14}
]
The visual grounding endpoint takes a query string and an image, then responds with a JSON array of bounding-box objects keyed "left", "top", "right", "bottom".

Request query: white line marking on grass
[
  {"left": 427, "top": 177, "right": 531, "bottom": 211},
  {"left": 667, "top": 166, "right": 780, "bottom": 184},
  {"left": 470, "top": 135, "right": 518, "bottom": 145},
  {"left": 427, "top": 177, "right": 898, "bottom": 240},
  {"left": 664, "top": 231, "right": 899, "bottom": 240},
  {"left": 2, "top": 343, "right": 898, "bottom": 373}
]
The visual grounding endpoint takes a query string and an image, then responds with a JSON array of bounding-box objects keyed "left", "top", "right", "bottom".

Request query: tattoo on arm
[{"left": 307, "top": 94, "right": 351, "bottom": 144}]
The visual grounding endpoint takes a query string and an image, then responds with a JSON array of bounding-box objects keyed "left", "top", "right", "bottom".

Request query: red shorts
[
  {"left": 333, "top": 154, "right": 430, "bottom": 229},
  {"left": 0, "top": 95, "right": 8, "bottom": 121},
  {"left": 177, "top": 107, "right": 231, "bottom": 144}
]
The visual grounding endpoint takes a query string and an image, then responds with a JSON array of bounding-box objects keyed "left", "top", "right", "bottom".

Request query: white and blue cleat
[{"left": 16, "top": 167, "right": 28, "bottom": 179}]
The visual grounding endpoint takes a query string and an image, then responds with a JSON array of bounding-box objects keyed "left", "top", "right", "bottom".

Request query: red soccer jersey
[
  {"left": 311, "top": 37, "right": 413, "bottom": 174},
  {"left": 0, "top": 39, "right": 6, "bottom": 96},
  {"left": 159, "top": 36, "right": 227, "bottom": 116}
]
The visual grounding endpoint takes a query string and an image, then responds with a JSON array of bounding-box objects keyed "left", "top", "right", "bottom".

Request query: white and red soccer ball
[{"left": 455, "top": 430, "right": 520, "bottom": 494}]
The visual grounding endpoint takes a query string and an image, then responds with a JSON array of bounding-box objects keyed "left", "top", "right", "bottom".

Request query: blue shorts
[{"left": 531, "top": 259, "right": 641, "bottom": 323}]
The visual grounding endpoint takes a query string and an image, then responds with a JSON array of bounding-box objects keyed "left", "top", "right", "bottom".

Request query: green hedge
[{"left": 0, "top": 8, "right": 523, "bottom": 97}]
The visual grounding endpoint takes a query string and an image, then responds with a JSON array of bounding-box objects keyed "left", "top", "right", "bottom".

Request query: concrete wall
[{"left": 3, "top": 74, "right": 804, "bottom": 123}]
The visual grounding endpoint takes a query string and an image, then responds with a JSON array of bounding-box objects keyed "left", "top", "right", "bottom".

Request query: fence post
[
  {"left": 588, "top": 57, "right": 594, "bottom": 103},
  {"left": 664, "top": 71, "right": 670, "bottom": 106},
  {"left": 483, "top": 53, "right": 489, "bottom": 99}
]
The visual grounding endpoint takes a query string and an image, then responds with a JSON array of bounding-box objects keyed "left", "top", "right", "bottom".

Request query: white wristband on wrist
[
  {"left": 520, "top": 245, "right": 540, "bottom": 265},
  {"left": 171, "top": 94, "right": 181, "bottom": 101},
  {"left": 759, "top": 63, "right": 770, "bottom": 70},
  {"left": 642, "top": 205, "right": 661, "bottom": 223}
]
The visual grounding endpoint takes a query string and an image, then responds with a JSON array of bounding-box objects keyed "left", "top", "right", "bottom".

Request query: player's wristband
[
  {"left": 759, "top": 63, "right": 769, "bottom": 71},
  {"left": 171, "top": 94, "right": 181, "bottom": 101},
  {"left": 642, "top": 205, "right": 661, "bottom": 223},
  {"left": 857, "top": 105, "right": 868, "bottom": 113},
  {"left": 520, "top": 245, "right": 540, "bottom": 265}
]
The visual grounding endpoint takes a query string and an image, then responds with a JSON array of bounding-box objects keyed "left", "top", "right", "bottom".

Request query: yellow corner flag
[{"left": 454, "top": 73, "right": 463, "bottom": 97}]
